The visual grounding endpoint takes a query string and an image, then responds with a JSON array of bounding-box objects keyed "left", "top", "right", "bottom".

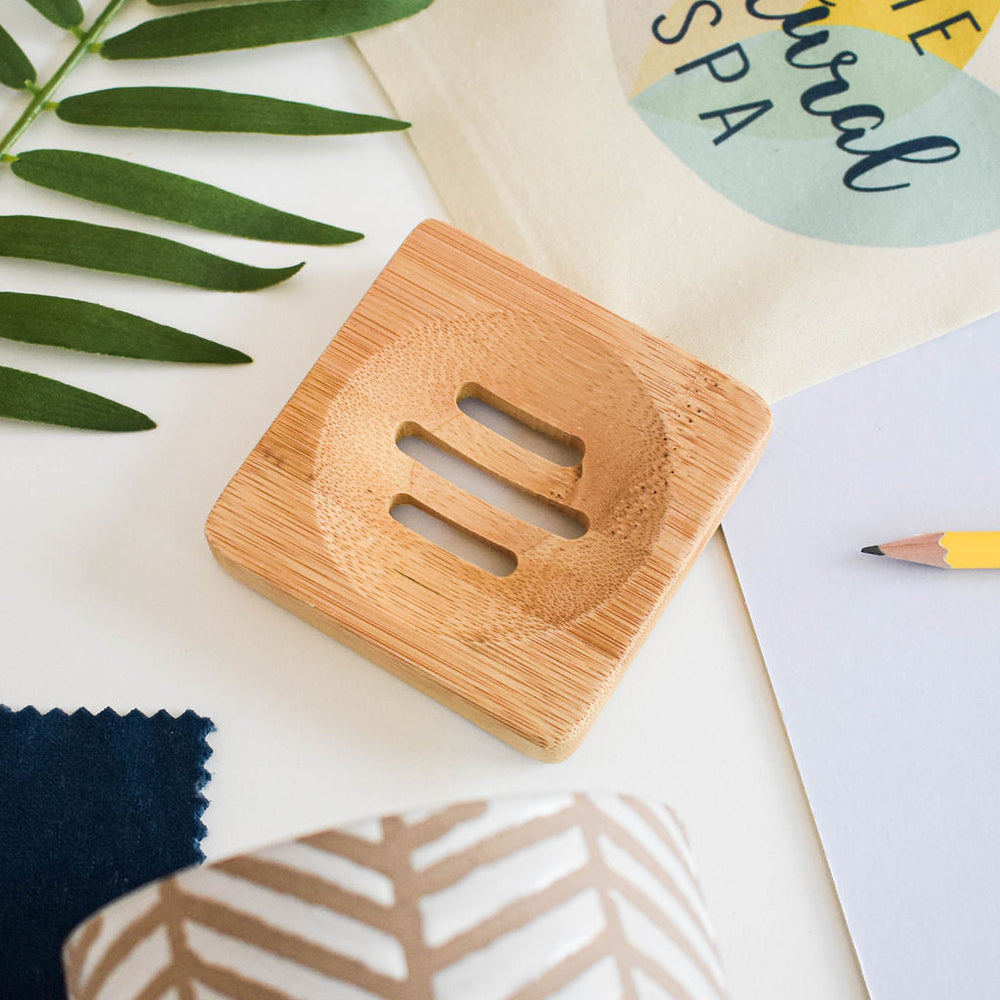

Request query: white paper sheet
[{"left": 724, "top": 313, "right": 1000, "bottom": 1000}]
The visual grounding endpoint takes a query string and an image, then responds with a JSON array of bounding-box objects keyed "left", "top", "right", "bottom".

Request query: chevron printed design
[{"left": 63, "top": 793, "right": 727, "bottom": 1000}]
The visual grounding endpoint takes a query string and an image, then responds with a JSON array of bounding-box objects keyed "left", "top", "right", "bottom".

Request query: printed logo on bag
[{"left": 606, "top": 1, "right": 1000, "bottom": 246}]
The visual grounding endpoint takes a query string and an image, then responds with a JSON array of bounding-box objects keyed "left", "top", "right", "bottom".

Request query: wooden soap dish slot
[{"left": 206, "top": 220, "right": 770, "bottom": 760}]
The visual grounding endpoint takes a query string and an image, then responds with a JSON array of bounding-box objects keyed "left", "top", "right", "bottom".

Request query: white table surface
[{"left": 1, "top": 6, "right": 867, "bottom": 998}]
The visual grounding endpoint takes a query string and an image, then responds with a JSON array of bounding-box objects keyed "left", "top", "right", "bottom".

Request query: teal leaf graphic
[{"left": 629, "top": 25, "right": 1000, "bottom": 246}]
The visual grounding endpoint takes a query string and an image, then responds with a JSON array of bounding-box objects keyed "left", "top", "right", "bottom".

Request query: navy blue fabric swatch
[{"left": 0, "top": 706, "right": 213, "bottom": 1000}]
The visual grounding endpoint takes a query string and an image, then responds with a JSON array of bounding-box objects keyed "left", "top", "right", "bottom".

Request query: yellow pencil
[{"left": 861, "top": 532, "right": 1000, "bottom": 569}]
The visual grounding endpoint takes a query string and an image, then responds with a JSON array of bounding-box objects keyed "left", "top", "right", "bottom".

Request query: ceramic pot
[{"left": 64, "top": 792, "right": 726, "bottom": 1000}]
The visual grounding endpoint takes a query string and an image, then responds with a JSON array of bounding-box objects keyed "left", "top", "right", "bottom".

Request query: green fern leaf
[
  {"left": 0, "top": 292, "right": 251, "bottom": 362},
  {"left": 0, "top": 216, "right": 304, "bottom": 290},
  {"left": 145, "top": 0, "right": 265, "bottom": 5},
  {"left": 0, "top": 26, "right": 35, "bottom": 90},
  {"left": 100, "top": 0, "right": 433, "bottom": 60},
  {"left": 0, "top": 365, "right": 155, "bottom": 431},
  {"left": 11, "top": 149, "right": 363, "bottom": 244},
  {"left": 23, "top": 0, "right": 84, "bottom": 30},
  {"left": 56, "top": 86, "right": 409, "bottom": 134},
  {"left": 0, "top": 0, "right": 434, "bottom": 432}
]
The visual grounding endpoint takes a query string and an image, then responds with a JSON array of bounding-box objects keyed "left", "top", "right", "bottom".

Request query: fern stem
[{"left": 0, "top": 0, "right": 131, "bottom": 160}]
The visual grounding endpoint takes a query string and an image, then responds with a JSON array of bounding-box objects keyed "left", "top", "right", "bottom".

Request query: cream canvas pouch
[{"left": 356, "top": 0, "right": 1000, "bottom": 400}]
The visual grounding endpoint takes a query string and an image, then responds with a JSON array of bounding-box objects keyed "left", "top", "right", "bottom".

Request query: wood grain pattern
[{"left": 205, "top": 220, "right": 771, "bottom": 760}]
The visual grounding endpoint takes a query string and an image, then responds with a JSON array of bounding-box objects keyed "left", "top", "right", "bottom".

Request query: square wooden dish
[{"left": 206, "top": 221, "right": 770, "bottom": 760}]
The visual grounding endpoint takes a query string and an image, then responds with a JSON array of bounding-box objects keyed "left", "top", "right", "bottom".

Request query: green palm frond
[
  {"left": 56, "top": 87, "right": 409, "bottom": 134},
  {"left": 0, "top": 365, "right": 155, "bottom": 430},
  {"left": 0, "top": 26, "right": 36, "bottom": 90},
  {"left": 0, "top": 216, "right": 305, "bottom": 289},
  {"left": 0, "top": 292, "right": 251, "bottom": 363},
  {"left": 11, "top": 150, "right": 363, "bottom": 244},
  {"left": 100, "top": 0, "right": 432, "bottom": 59},
  {"left": 0, "top": 0, "right": 431, "bottom": 431},
  {"left": 25, "top": 0, "right": 84, "bottom": 31}
]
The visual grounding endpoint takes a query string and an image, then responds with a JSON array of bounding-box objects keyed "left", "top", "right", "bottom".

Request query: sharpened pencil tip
[{"left": 861, "top": 545, "right": 884, "bottom": 556}]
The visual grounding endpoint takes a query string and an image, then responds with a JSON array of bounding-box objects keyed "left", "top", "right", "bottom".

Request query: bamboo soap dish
[{"left": 206, "top": 221, "right": 770, "bottom": 760}]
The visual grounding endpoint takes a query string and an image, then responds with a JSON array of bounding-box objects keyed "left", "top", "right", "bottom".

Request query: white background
[
  {"left": 725, "top": 313, "right": 1000, "bottom": 1000},
  {"left": 1, "top": 4, "right": 865, "bottom": 998}
]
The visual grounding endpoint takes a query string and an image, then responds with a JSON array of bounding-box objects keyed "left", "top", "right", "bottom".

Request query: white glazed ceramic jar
[{"left": 64, "top": 792, "right": 726, "bottom": 1000}]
